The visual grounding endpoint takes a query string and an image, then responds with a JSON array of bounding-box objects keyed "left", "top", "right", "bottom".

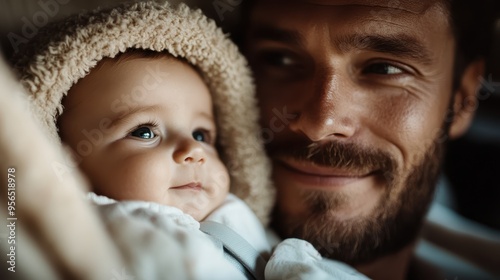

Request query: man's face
[
  {"left": 58, "top": 56, "right": 230, "bottom": 221},
  {"left": 246, "top": 0, "right": 457, "bottom": 264}
]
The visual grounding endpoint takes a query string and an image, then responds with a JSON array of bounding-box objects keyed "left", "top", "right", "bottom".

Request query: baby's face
[{"left": 59, "top": 56, "right": 230, "bottom": 221}]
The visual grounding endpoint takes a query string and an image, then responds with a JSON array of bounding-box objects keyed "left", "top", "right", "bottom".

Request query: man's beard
[{"left": 269, "top": 137, "right": 444, "bottom": 265}]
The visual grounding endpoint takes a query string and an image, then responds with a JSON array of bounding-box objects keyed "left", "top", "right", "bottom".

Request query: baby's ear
[{"left": 448, "top": 59, "right": 485, "bottom": 139}]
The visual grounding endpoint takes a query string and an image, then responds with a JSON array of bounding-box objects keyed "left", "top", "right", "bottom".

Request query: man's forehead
[{"left": 262, "top": 0, "right": 444, "bottom": 14}]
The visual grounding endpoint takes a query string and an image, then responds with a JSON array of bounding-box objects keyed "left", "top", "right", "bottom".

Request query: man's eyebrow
[
  {"left": 109, "top": 105, "right": 161, "bottom": 128},
  {"left": 250, "top": 25, "right": 434, "bottom": 65},
  {"left": 336, "top": 34, "right": 434, "bottom": 65},
  {"left": 249, "top": 25, "right": 306, "bottom": 47}
]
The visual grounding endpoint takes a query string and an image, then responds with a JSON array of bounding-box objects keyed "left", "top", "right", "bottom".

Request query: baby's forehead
[
  {"left": 62, "top": 53, "right": 214, "bottom": 121},
  {"left": 66, "top": 52, "right": 202, "bottom": 98}
]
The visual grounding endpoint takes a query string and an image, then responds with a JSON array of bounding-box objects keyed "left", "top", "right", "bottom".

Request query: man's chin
[{"left": 271, "top": 198, "right": 426, "bottom": 265}]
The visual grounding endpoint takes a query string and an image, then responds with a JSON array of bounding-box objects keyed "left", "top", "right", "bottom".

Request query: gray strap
[{"left": 200, "top": 221, "right": 266, "bottom": 280}]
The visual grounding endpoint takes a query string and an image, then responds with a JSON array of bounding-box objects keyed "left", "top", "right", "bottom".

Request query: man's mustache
[{"left": 268, "top": 141, "right": 396, "bottom": 179}]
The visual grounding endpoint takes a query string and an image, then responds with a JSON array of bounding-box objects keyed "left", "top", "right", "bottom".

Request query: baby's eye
[
  {"left": 192, "top": 129, "right": 211, "bottom": 144},
  {"left": 130, "top": 126, "right": 156, "bottom": 139}
]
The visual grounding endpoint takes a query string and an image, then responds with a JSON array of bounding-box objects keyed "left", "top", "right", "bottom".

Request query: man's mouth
[
  {"left": 275, "top": 157, "right": 375, "bottom": 189},
  {"left": 171, "top": 182, "right": 203, "bottom": 191}
]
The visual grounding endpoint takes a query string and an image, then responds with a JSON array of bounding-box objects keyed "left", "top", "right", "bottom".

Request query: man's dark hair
[
  {"left": 448, "top": 0, "right": 499, "bottom": 88},
  {"left": 449, "top": 0, "right": 498, "bottom": 62}
]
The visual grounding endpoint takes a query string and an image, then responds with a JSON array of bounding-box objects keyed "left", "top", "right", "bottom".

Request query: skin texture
[
  {"left": 58, "top": 55, "right": 230, "bottom": 221},
  {"left": 245, "top": 0, "right": 484, "bottom": 278}
]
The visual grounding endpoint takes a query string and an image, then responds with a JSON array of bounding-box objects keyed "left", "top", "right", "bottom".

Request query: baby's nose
[{"left": 173, "top": 140, "right": 206, "bottom": 164}]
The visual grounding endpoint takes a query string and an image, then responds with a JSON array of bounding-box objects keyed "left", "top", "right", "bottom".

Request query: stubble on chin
[{"left": 270, "top": 140, "right": 443, "bottom": 265}]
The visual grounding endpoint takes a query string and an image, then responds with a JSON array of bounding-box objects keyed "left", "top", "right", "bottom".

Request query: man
[{"left": 244, "top": 0, "right": 496, "bottom": 279}]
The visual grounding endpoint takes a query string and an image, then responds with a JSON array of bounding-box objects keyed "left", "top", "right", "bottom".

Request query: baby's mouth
[{"left": 171, "top": 182, "right": 203, "bottom": 191}]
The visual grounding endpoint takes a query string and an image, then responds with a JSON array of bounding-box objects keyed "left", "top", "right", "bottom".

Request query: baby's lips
[{"left": 170, "top": 182, "right": 203, "bottom": 191}]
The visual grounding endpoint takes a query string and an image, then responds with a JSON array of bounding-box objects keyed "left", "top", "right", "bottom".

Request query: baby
[
  {"left": 58, "top": 50, "right": 230, "bottom": 222},
  {"left": 15, "top": 1, "right": 368, "bottom": 279},
  {"left": 59, "top": 47, "right": 274, "bottom": 278}
]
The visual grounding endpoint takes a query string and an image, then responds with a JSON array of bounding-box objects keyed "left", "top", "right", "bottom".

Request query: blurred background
[{"left": 1, "top": 0, "right": 499, "bottom": 278}]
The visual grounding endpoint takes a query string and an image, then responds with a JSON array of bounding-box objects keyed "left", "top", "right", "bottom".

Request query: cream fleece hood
[{"left": 14, "top": 0, "right": 274, "bottom": 224}]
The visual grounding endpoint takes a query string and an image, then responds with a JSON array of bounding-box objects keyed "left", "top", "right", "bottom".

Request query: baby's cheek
[
  {"left": 214, "top": 166, "right": 230, "bottom": 192},
  {"left": 98, "top": 151, "right": 170, "bottom": 200},
  {"left": 200, "top": 160, "right": 229, "bottom": 213}
]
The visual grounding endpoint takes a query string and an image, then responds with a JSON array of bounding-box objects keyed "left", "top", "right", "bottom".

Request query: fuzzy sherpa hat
[{"left": 14, "top": 0, "right": 274, "bottom": 224}]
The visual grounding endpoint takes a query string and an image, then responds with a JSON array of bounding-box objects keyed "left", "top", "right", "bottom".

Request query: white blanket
[
  {"left": 88, "top": 193, "right": 369, "bottom": 280},
  {"left": 89, "top": 193, "right": 247, "bottom": 279}
]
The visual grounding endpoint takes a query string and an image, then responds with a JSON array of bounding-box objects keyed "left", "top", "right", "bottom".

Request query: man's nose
[
  {"left": 288, "top": 68, "right": 358, "bottom": 142},
  {"left": 173, "top": 138, "right": 206, "bottom": 164}
]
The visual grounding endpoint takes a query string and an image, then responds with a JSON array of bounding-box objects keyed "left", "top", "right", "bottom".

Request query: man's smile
[{"left": 274, "top": 157, "right": 376, "bottom": 189}]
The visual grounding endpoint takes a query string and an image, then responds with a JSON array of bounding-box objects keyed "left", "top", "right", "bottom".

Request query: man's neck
[{"left": 354, "top": 244, "right": 415, "bottom": 280}]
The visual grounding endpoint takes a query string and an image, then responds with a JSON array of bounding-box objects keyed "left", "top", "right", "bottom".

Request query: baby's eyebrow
[
  {"left": 198, "top": 111, "right": 216, "bottom": 125},
  {"left": 108, "top": 105, "right": 161, "bottom": 129}
]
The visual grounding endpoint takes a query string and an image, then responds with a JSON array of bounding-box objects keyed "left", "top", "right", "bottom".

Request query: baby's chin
[
  {"left": 181, "top": 206, "right": 212, "bottom": 222},
  {"left": 172, "top": 200, "right": 221, "bottom": 221}
]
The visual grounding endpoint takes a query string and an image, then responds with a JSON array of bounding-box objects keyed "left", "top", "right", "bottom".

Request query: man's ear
[{"left": 449, "top": 59, "right": 485, "bottom": 139}]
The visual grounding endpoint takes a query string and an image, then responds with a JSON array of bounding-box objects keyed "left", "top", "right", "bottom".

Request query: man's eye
[
  {"left": 258, "top": 51, "right": 301, "bottom": 68},
  {"left": 192, "top": 129, "right": 211, "bottom": 144},
  {"left": 364, "top": 63, "right": 404, "bottom": 75},
  {"left": 130, "top": 127, "right": 156, "bottom": 139}
]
